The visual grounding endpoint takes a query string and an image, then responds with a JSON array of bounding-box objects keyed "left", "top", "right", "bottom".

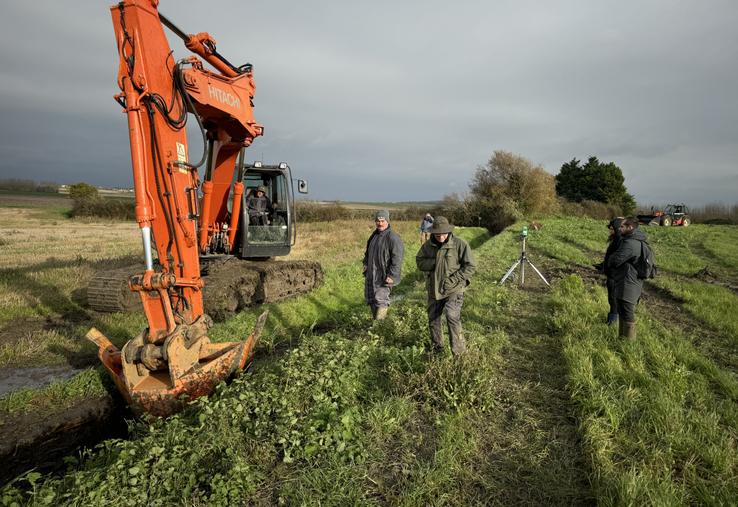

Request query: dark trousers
[
  {"left": 616, "top": 299, "right": 636, "bottom": 322},
  {"left": 428, "top": 292, "right": 466, "bottom": 355},
  {"left": 365, "top": 282, "right": 391, "bottom": 308},
  {"left": 249, "top": 213, "right": 269, "bottom": 225},
  {"left": 606, "top": 278, "right": 618, "bottom": 315}
]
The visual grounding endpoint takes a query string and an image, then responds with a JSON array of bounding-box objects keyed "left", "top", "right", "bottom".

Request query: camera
[{"left": 520, "top": 226, "right": 528, "bottom": 238}]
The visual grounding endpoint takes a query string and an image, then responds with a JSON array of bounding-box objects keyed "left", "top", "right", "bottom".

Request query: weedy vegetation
[{"left": 0, "top": 193, "right": 737, "bottom": 505}]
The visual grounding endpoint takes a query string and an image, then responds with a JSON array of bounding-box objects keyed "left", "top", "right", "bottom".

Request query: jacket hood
[{"left": 629, "top": 228, "right": 648, "bottom": 242}]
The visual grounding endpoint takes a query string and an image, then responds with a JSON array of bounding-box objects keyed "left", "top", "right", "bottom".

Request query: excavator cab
[{"left": 237, "top": 162, "right": 306, "bottom": 259}]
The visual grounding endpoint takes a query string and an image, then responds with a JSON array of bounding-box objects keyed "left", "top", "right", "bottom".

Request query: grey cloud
[{"left": 1, "top": 0, "right": 737, "bottom": 205}]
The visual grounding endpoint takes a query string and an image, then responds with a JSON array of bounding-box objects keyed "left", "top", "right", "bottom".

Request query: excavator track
[
  {"left": 87, "top": 265, "right": 143, "bottom": 313},
  {"left": 87, "top": 258, "right": 323, "bottom": 320}
]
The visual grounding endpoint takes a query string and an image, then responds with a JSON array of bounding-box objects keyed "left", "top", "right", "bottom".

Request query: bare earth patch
[{"left": 0, "top": 395, "right": 128, "bottom": 486}]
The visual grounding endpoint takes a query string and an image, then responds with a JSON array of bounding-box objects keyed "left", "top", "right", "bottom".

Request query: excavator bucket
[{"left": 86, "top": 311, "right": 268, "bottom": 417}]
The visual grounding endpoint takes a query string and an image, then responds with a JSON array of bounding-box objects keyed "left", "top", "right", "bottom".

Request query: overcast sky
[{"left": 1, "top": 1, "right": 736, "bottom": 205}]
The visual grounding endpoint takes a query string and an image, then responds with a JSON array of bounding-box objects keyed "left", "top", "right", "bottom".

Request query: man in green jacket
[{"left": 416, "top": 216, "right": 476, "bottom": 355}]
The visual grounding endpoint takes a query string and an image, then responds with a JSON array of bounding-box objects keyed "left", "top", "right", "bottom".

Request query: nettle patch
[
  {"left": 1, "top": 333, "right": 379, "bottom": 506},
  {"left": 201, "top": 331, "right": 374, "bottom": 464}
]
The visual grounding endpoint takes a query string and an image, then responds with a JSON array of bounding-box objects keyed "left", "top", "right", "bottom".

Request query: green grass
[
  {"left": 551, "top": 276, "right": 738, "bottom": 505},
  {"left": 652, "top": 277, "right": 738, "bottom": 347},
  {"left": 0, "top": 369, "right": 109, "bottom": 416},
  {"left": 0, "top": 191, "right": 72, "bottom": 221},
  {"left": 1, "top": 209, "right": 738, "bottom": 505}
]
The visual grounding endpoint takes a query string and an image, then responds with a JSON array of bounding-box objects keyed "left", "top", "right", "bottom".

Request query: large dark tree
[{"left": 555, "top": 156, "right": 635, "bottom": 214}]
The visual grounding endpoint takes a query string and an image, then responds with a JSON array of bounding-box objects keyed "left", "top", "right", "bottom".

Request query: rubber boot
[
  {"left": 370, "top": 305, "right": 377, "bottom": 319},
  {"left": 624, "top": 321, "right": 636, "bottom": 340},
  {"left": 375, "top": 306, "right": 388, "bottom": 320},
  {"left": 606, "top": 313, "right": 618, "bottom": 326},
  {"left": 618, "top": 319, "right": 626, "bottom": 337}
]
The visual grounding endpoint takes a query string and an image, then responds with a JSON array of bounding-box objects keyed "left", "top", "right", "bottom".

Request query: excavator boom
[{"left": 88, "top": 0, "right": 268, "bottom": 417}]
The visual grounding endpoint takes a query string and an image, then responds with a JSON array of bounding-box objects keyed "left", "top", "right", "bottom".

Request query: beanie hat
[{"left": 374, "top": 209, "right": 390, "bottom": 221}]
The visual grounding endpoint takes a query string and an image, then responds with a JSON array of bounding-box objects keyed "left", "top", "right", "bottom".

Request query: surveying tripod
[{"left": 499, "top": 227, "right": 550, "bottom": 287}]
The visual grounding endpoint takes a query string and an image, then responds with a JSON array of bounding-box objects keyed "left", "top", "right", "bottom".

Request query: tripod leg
[
  {"left": 500, "top": 260, "right": 521, "bottom": 284},
  {"left": 521, "top": 259, "right": 525, "bottom": 286},
  {"left": 527, "top": 260, "right": 550, "bottom": 287}
]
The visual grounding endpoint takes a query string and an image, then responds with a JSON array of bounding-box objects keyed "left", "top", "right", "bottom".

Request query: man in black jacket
[
  {"left": 606, "top": 217, "right": 647, "bottom": 339},
  {"left": 247, "top": 186, "right": 272, "bottom": 225},
  {"left": 602, "top": 217, "right": 624, "bottom": 325},
  {"left": 363, "top": 210, "right": 405, "bottom": 320}
]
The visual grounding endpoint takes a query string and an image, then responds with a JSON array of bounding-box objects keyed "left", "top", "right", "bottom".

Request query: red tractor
[{"left": 638, "top": 203, "right": 691, "bottom": 227}]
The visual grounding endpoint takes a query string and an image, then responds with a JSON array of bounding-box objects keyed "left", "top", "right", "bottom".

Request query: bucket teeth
[
  {"left": 252, "top": 310, "right": 269, "bottom": 342},
  {"left": 85, "top": 314, "right": 266, "bottom": 417}
]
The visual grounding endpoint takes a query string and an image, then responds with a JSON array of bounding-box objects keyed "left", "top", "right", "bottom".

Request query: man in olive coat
[
  {"left": 416, "top": 216, "right": 476, "bottom": 355},
  {"left": 606, "top": 217, "right": 647, "bottom": 339},
  {"left": 363, "top": 210, "right": 405, "bottom": 320}
]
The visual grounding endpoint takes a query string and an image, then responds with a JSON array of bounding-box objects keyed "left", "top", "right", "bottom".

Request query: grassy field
[{"left": 1, "top": 195, "right": 737, "bottom": 505}]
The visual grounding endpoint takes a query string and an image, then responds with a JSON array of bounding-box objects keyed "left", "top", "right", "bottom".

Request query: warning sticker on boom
[
  {"left": 176, "top": 142, "right": 187, "bottom": 162},
  {"left": 176, "top": 142, "right": 189, "bottom": 174}
]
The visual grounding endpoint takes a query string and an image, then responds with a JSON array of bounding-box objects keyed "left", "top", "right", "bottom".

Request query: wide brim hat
[{"left": 429, "top": 216, "right": 454, "bottom": 234}]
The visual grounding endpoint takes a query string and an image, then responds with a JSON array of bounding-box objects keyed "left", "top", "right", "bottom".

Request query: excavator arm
[{"left": 87, "top": 0, "right": 266, "bottom": 417}]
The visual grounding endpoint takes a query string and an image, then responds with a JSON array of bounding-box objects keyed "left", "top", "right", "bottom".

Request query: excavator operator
[{"left": 247, "top": 185, "right": 272, "bottom": 225}]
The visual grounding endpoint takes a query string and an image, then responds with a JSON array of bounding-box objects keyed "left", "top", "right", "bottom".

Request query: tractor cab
[{"left": 666, "top": 203, "right": 688, "bottom": 216}]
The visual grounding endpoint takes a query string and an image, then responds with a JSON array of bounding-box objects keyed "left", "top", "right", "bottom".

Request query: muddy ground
[
  {"left": 0, "top": 395, "right": 129, "bottom": 486},
  {"left": 0, "top": 313, "right": 130, "bottom": 486}
]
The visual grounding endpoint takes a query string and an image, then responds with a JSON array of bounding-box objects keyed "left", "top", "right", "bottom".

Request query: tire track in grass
[
  {"left": 642, "top": 282, "right": 738, "bottom": 376},
  {"left": 688, "top": 235, "right": 738, "bottom": 277},
  {"left": 478, "top": 288, "right": 594, "bottom": 505},
  {"left": 463, "top": 228, "right": 594, "bottom": 505},
  {"left": 494, "top": 222, "right": 738, "bottom": 503}
]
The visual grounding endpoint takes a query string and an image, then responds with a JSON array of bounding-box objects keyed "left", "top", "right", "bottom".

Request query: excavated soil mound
[
  {"left": 0, "top": 395, "right": 128, "bottom": 486},
  {"left": 87, "top": 258, "right": 324, "bottom": 321},
  {"left": 202, "top": 258, "right": 323, "bottom": 321}
]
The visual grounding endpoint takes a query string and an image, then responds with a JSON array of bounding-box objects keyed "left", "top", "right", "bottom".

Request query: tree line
[
  {"left": 67, "top": 182, "right": 136, "bottom": 220},
  {"left": 439, "top": 151, "right": 635, "bottom": 233},
  {"left": 26, "top": 152, "right": 639, "bottom": 229},
  {"left": 0, "top": 178, "right": 59, "bottom": 193}
]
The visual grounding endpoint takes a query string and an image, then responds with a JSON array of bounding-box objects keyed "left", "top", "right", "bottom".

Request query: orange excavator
[{"left": 86, "top": 0, "right": 321, "bottom": 417}]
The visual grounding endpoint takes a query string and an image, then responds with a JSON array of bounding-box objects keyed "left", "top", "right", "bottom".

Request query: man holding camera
[
  {"left": 416, "top": 216, "right": 476, "bottom": 355},
  {"left": 606, "top": 217, "right": 647, "bottom": 339}
]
